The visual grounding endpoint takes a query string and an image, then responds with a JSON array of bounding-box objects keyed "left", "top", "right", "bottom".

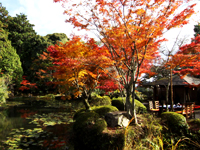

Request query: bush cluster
[
  {"left": 89, "top": 94, "right": 111, "bottom": 106},
  {"left": 161, "top": 112, "right": 189, "bottom": 134},
  {"left": 73, "top": 105, "right": 125, "bottom": 150},
  {"left": 111, "top": 97, "right": 147, "bottom": 114}
]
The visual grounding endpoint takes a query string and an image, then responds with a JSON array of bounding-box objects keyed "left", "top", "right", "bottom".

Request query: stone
[{"left": 105, "top": 111, "right": 130, "bottom": 127}]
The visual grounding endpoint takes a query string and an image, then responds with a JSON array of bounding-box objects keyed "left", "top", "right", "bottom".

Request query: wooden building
[{"left": 143, "top": 75, "right": 200, "bottom": 105}]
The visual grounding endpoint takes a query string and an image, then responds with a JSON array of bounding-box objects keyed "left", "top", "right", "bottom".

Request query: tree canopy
[
  {"left": 54, "top": 0, "right": 196, "bottom": 121},
  {"left": 0, "top": 20, "right": 23, "bottom": 85},
  {"left": 42, "top": 36, "right": 114, "bottom": 109}
]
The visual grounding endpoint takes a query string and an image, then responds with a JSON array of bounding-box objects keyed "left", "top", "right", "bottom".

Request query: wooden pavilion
[{"left": 143, "top": 75, "right": 200, "bottom": 105}]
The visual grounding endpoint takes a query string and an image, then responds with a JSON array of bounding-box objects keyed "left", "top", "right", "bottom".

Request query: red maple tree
[{"left": 54, "top": 0, "right": 196, "bottom": 123}]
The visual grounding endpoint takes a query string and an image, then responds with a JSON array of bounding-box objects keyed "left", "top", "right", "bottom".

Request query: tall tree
[
  {"left": 0, "top": 20, "right": 23, "bottom": 92},
  {"left": 172, "top": 35, "right": 200, "bottom": 77},
  {"left": 7, "top": 13, "right": 36, "bottom": 55},
  {"left": 43, "top": 36, "right": 113, "bottom": 109},
  {"left": 0, "top": 3, "right": 10, "bottom": 28},
  {"left": 7, "top": 13, "right": 48, "bottom": 80},
  {"left": 32, "top": 33, "right": 70, "bottom": 94},
  {"left": 55, "top": 0, "right": 196, "bottom": 122}
]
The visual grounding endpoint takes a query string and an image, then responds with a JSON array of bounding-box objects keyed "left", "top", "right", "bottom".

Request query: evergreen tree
[
  {"left": 0, "top": 3, "right": 10, "bottom": 28},
  {"left": 0, "top": 21, "right": 23, "bottom": 86},
  {"left": 7, "top": 13, "right": 48, "bottom": 79}
]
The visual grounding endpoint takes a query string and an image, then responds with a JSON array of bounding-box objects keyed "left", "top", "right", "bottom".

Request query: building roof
[{"left": 143, "top": 75, "right": 200, "bottom": 86}]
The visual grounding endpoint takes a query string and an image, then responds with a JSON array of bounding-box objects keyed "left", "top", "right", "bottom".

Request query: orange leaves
[
  {"left": 46, "top": 35, "right": 114, "bottom": 97},
  {"left": 172, "top": 35, "right": 200, "bottom": 76},
  {"left": 53, "top": 0, "right": 197, "bottom": 92},
  {"left": 19, "top": 76, "right": 37, "bottom": 91},
  {"left": 167, "top": 4, "right": 196, "bottom": 30}
]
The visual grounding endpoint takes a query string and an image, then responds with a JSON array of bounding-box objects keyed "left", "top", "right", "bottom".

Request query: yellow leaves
[
  {"left": 136, "top": 8, "right": 145, "bottom": 16},
  {"left": 78, "top": 70, "right": 87, "bottom": 78},
  {"left": 73, "top": 90, "right": 82, "bottom": 98},
  {"left": 68, "top": 77, "right": 76, "bottom": 82}
]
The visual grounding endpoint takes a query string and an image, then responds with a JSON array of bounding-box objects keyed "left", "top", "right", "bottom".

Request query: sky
[
  {"left": 1, "top": 0, "right": 74, "bottom": 36},
  {"left": 1, "top": 0, "right": 200, "bottom": 51}
]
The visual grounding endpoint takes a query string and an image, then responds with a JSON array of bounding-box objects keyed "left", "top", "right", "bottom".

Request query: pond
[{"left": 0, "top": 97, "right": 80, "bottom": 150}]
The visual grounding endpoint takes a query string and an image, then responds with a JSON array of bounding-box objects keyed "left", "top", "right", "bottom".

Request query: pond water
[{"left": 0, "top": 97, "right": 77, "bottom": 150}]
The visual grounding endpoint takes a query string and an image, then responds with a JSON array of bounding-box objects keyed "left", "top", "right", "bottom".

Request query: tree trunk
[
  {"left": 170, "top": 68, "right": 174, "bottom": 111},
  {"left": 132, "top": 83, "right": 138, "bottom": 124},
  {"left": 125, "top": 87, "right": 132, "bottom": 119},
  {"left": 165, "top": 78, "right": 170, "bottom": 112},
  {"left": 83, "top": 89, "right": 91, "bottom": 110},
  {"left": 83, "top": 98, "right": 91, "bottom": 110}
]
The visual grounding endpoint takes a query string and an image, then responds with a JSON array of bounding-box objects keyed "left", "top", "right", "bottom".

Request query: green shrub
[
  {"left": 0, "top": 77, "right": 9, "bottom": 104},
  {"left": 91, "top": 105, "right": 119, "bottom": 117},
  {"left": 161, "top": 112, "right": 189, "bottom": 134},
  {"left": 89, "top": 94, "right": 111, "bottom": 106},
  {"left": 73, "top": 108, "right": 86, "bottom": 121},
  {"left": 100, "top": 130, "right": 125, "bottom": 150},
  {"left": 73, "top": 110, "right": 125, "bottom": 150},
  {"left": 92, "top": 118, "right": 107, "bottom": 134},
  {"left": 112, "top": 97, "right": 125, "bottom": 111},
  {"left": 135, "top": 99, "right": 147, "bottom": 114},
  {"left": 110, "top": 90, "right": 121, "bottom": 99},
  {"left": 73, "top": 111, "right": 103, "bottom": 134},
  {"left": 112, "top": 97, "right": 147, "bottom": 113},
  {"left": 188, "top": 118, "right": 200, "bottom": 126},
  {"left": 73, "top": 111, "right": 110, "bottom": 150}
]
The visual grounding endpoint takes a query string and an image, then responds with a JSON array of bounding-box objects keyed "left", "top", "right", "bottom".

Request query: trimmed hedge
[
  {"left": 73, "top": 110, "right": 125, "bottom": 150},
  {"left": 111, "top": 97, "right": 147, "bottom": 113},
  {"left": 112, "top": 97, "right": 125, "bottom": 111},
  {"left": 73, "top": 105, "right": 119, "bottom": 120},
  {"left": 135, "top": 99, "right": 147, "bottom": 114},
  {"left": 73, "top": 111, "right": 106, "bottom": 134},
  {"left": 161, "top": 112, "right": 189, "bottom": 134},
  {"left": 91, "top": 105, "right": 119, "bottom": 117},
  {"left": 89, "top": 95, "right": 111, "bottom": 106}
]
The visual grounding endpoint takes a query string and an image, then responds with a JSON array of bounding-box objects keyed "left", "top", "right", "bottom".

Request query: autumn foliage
[
  {"left": 19, "top": 76, "right": 37, "bottom": 91},
  {"left": 54, "top": 0, "right": 195, "bottom": 87},
  {"left": 45, "top": 36, "right": 114, "bottom": 100},
  {"left": 171, "top": 35, "right": 200, "bottom": 77},
  {"left": 54, "top": 0, "right": 196, "bottom": 118}
]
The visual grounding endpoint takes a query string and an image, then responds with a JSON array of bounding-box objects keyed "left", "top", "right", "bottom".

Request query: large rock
[{"left": 105, "top": 111, "right": 130, "bottom": 127}]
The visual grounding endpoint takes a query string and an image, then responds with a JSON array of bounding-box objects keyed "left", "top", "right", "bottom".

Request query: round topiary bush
[
  {"left": 112, "top": 97, "right": 147, "bottom": 113},
  {"left": 92, "top": 118, "right": 107, "bottom": 133},
  {"left": 89, "top": 95, "right": 111, "bottom": 106},
  {"left": 134, "top": 99, "right": 147, "bottom": 114},
  {"left": 161, "top": 112, "right": 189, "bottom": 134},
  {"left": 73, "top": 108, "right": 87, "bottom": 121},
  {"left": 91, "top": 105, "right": 119, "bottom": 117},
  {"left": 73, "top": 111, "right": 101, "bottom": 133},
  {"left": 112, "top": 97, "right": 125, "bottom": 111},
  {"left": 73, "top": 111, "right": 109, "bottom": 150}
]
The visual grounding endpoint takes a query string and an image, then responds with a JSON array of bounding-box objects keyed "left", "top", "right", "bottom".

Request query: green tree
[
  {"left": 0, "top": 3, "right": 10, "bottom": 28},
  {"left": 0, "top": 21, "right": 23, "bottom": 100},
  {"left": 44, "top": 33, "right": 69, "bottom": 45},
  {"left": 7, "top": 13, "right": 48, "bottom": 79},
  {"left": 0, "top": 21, "right": 22, "bottom": 83}
]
